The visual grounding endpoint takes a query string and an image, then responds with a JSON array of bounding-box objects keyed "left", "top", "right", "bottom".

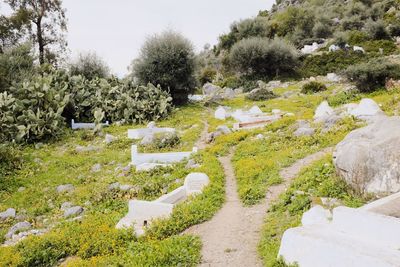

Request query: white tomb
[
  {"left": 279, "top": 193, "right": 400, "bottom": 267},
  {"left": 116, "top": 173, "right": 209, "bottom": 235},
  {"left": 127, "top": 122, "right": 175, "bottom": 140},
  {"left": 71, "top": 119, "right": 109, "bottom": 130},
  {"left": 131, "top": 145, "right": 197, "bottom": 171}
]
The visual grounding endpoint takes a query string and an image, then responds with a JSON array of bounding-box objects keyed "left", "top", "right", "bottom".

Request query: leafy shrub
[
  {"left": 199, "top": 67, "right": 217, "bottom": 85},
  {"left": 361, "top": 40, "right": 397, "bottom": 54},
  {"left": 301, "top": 81, "right": 327, "bottom": 94},
  {"left": 69, "top": 51, "right": 110, "bottom": 80},
  {"left": 0, "top": 73, "right": 70, "bottom": 143},
  {"left": 344, "top": 58, "right": 400, "bottom": 92},
  {"left": 0, "top": 43, "right": 35, "bottom": 92},
  {"left": 364, "top": 19, "right": 390, "bottom": 40},
  {"left": 148, "top": 132, "right": 181, "bottom": 150},
  {"left": 300, "top": 51, "right": 367, "bottom": 77},
  {"left": 0, "top": 144, "right": 23, "bottom": 192},
  {"left": 229, "top": 37, "right": 299, "bottom": 79},
  {"left": 132, "top": 31, "right": 196, "bottom": 105},
  {"left": 347, "top": 30, "right": 370, "bottom": 45},
  {"left": 246, "top": 87, "right": 277, "bottom": 101}
]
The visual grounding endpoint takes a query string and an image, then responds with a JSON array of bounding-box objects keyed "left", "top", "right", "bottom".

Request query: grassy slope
[{"left": 1, "top": 83, "right": 400, "bottom": 266}]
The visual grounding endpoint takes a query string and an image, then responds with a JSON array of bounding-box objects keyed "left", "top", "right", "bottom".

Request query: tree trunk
[{"left": 37, "top": 17, "right": 44, "bottom": 65}]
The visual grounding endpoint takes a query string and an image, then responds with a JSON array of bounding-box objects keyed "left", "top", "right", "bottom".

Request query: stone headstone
[
  {"left": 105, "top": 134, "right": 117, "bottom": 144},
  {"left": 184, "top": 173, "right": 210, "bottom": 195}
]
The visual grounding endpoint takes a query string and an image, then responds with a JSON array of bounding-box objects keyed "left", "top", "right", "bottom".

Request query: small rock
[
  {"left": 18, "top": 187, "right": 26, "bottom": 192},
  {"left": 140, "top": 134, "right": 154, "bottom": 146},
  {"left": 0, "top": 208, "right": 16, "bottom": 221},
  {"left": 206, "top": 131, "right": 223, "bottom": 143},
  {"left": 256, "top": 134, "right": 264, "bottom": 140},
  {"left": 147, "top": 121, "right": 156, "bottom": 128},
  {"left": 216, "top": 125, "right": 232, "bottom": 135},
  {"left": 35, "top": 143, "right": 44, "bottom": 149},
  {"left": 314, "top": 101, "right": 334, "bottom": 119},
  {"left": 56, "top": 184, "right": 75, "bottom": 194},
  {"left": 75, "top": 145, "right": 101, "bottom": 153},
  {"left": 91, "top": 163, "right": 102, "bottom": 173},
  {"left": 64, "top": 206, "right": 84, "bottom": 218},
  {"left": 6, "top": 221, "right": 31, "bottom": 239},
  {"left": 60, "top": 202, "right": 73, "bottom": 211},
  {"left": 186, "top": 159, "right": 200, "bottom": 169},
  {"left": 84, "top": 201, "right": 92, "bottom": 206},
  {"left": 105, "top": 134, "right": 117, "bottom": 144},
  {"left": 119, "top": 184, "right": 133, "bottom": 191},
  {"left": 109, "top": 182, "right": 121, "bottom": 191}
]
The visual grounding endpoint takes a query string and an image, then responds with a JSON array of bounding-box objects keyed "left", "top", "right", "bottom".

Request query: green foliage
[
  {"left": 300, "top": 51, "right": 367, "bottom": 77},
  {"left": 199, "top": 67, "right": 217, "bottom": 85},
  {"left": 344, "top": 58, "right": 400, "bottom": 92},
  {"left": 0, "top": 144, "right": 23, "bottom": 191},
  {"left": 132, "top": 31, "right": 196, "bottom": 105},
  {"left": 246, "top": 87, "right": 278, "bottom": 101},
  {"left": 147, "top": 132, "right": 181, "bottom": 150},
  {"left": 301, "top": 81, "right": 327, "bottom": 94},
  {"left": 0, "top": 73, "right": 70, "bottom": 143},
  {"left": 229, "top": 37, "right": 299, "bottom": 79},
  {"left": 0, "top": 44, "right": 35, "bottom": 92},
  {"left": 69, "top": 52, "right": 110, "bottom": 80},
  {"left": 364, "top": 19, "right": 390, "bottom": 40}
]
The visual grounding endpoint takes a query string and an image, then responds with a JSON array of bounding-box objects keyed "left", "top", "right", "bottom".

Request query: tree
[
  {"left": 69, "top": 52, "right": 110, "bottom": 80},
  {"left": 0, "top": 8, "right": 30, "bottom": 52},
  {"left": 131, "top": 31, "right": 196, "bottom": 105},
  {"left": 5, "top": 0, "right": 67, "bottom": 65}
]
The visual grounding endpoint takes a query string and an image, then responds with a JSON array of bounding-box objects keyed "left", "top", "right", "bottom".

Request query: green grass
[{"left": 258, "top": 156, "right": 366, "bottom": 267}]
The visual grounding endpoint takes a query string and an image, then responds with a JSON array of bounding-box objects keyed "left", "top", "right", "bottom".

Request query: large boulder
[
  {"left": 349, "top": 98, "right": 383, "bottom": 118},
  {"left": 334, "top": 116, "right": 400, "bottom": 195},
  {"left": 202, "top": 83, "right": 222, "bottom": 95},
  {"left": 314, "top": 101, "right": 334, "bottom": 119}
]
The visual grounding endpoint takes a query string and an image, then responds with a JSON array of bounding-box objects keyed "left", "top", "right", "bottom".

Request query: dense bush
[
  {"left": 132, "top": 31, "right": 196, "bottom": 105},
  {"left": 0, "top": 144, "right": 22, "bottom": 187},
  {"left": 344, "top": 58, "right": 400, "bottom": 92},
  {"left": 301, "top": 81, "right": 327, "bottom": 94},
  {"left": 0, "top": 44, "right": 35, "bottom": 92},
  {"left": 246, "top": 84, "right": 277, "bottom": 101},
  {"left": 229, "top": 37, "right": 299, "bottom": 79},
  {"left": 199, "top": 67, "right": 217, "bottom": 85},
  {"left": 69, "top": 51, "right": 110, "bottom": 80},
  {"left": 0, "top": 74, "right": 70, "bottom": 143},
  {"left": 300, "top": 50, "right": 368, "bottom": 77}
]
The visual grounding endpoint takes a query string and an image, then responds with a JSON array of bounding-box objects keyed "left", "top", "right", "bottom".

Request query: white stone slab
[
  {"left": 116, "top": 200, "right": 174, "bottom": 235},
  {"left": 156, "top": 186, "right": 187, "bottom": 204},
  {"left": 131, "top": 145, "right": 197, "bottom": 167},
  {"left": 71, "top": 119, "right": 109, "bottom": 130},
  {"left": 249, "top": 105, "right": 263, "bottom": 115},
  {"left": 301, "top": 205, "right": 332, "bottom": 226},
  {"left": 188, "top": 94, "right": 206, "bottom": 102},
  {"left": 184, "top": 173, "right": 210, "bottom": 195},
  {"left": 127, "top": 127, "right": 175, "bottom": 139}
]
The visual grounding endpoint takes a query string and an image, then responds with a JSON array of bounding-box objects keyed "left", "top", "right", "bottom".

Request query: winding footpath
[{"left": 186, "top": 146, "right": 334, "bottom": 266}]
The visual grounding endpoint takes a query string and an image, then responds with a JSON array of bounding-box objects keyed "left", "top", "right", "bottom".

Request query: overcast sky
[{"left": 63, "top": 0, "right": 275, "bottom": 76}]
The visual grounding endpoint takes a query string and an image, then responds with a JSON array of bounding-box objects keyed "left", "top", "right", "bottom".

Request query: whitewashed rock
[
  {"left": 56, "top": 184, "right": 75, "bottom": 194},
  {"left": 216, "top": 125, "right": 232, "bottom": 134},
  {"left": 64, "top": 206, "right": 84, "bottom": 218},
  {"left": 109, "top": 182, "right": 121, "bottom": 191},
  {"left": 105, "top": 134, "right": 117, "bottom": 144},
  {"left": 334, "top": 116, "right": 400, "bottom": 194},
  {"left": 147, "top": 121, "right": 156, "bottom": 128},
  {"left": 0, "top": 208, "right": 16, "bottom": 220},
  {"left": 256, "top": 134, "right": 264, "bottom": 140},
  {"left": 18, "top": 187, "right": 25, "bottom": 192},
  {"left": 350, "top": 98, "right": 383, "bottom": 118},
  {"left": 6, "top": 221, "right": 31, "bottom": 239},
  {"left": 301, "top": 205, "right": 332, "bottom": 226},
  {"left": 186, "top": 159, "right": 200, "bottom": 169},
  {"left": 314, "top": 101, "right": 334, "bottom": 119},
  {"left": 301, "top": 42, "right": 320, "bottom": 54},
  {"left": 249, "top": 105, "right": 263, "bottom": 115},
  {"left": 215, "top": 106, "right": 228, "bottom": 120},
  {"left": 91, "top": 163, "right": 102, "bottom": 173},
  {"left": 329, "top": 44, "right": 340, "bottom": 52}
]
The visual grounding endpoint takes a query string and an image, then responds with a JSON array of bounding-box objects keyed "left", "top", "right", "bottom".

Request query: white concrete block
[
  {"left": 279, "top": 225, "right": 400, "bottom": 267},
  {"left": 131, "top": 145, "right": 197, "bottom": 166},
  {"left": 71, "top": 119, "right": 109, "bottom": 130},
  {"left": 184, "top": 173, "right": 210, "bottom": 195},
  {"left": 156, "top": 187, "right": 187, "bottom": 204},
  {"left": 301, "top": 205, "right": 332, "bottom": 226},
  {"left": 127, "top": 127, "right": 175, "bottom": 139}
]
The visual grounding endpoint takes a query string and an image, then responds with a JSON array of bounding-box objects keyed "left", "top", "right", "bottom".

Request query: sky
[{"left": 63, "top": 0, "right": 275, "bottom": 76}]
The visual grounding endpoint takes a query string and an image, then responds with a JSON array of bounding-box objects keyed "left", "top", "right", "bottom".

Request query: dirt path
[
  {"left": 195, "top": 119, "right": 209, "bottom": 150},
  {"left": 186, "top": 147, "right": 334, "bottom": 267}
]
